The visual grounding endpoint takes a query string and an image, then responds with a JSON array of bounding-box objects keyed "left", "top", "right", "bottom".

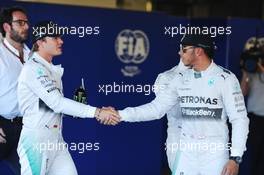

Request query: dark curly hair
[{"left": 0, "top": 6, "right": 27, "bottom": 37}]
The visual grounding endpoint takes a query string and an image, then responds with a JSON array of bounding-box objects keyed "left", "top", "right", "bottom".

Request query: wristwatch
[{"left": 230, "top": 156, "right": 243, "bottom": 164}]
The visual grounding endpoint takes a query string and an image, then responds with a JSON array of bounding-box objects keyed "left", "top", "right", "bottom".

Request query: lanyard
[{"left": 2, "top": 42, "right": 25, "bottom": 64}]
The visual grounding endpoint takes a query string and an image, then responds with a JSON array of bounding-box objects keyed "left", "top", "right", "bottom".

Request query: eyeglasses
[
  {"left": 180, "top": 45, "right": 195, "bottom": 53},
  {"left": 11, "top": 20, "right": 29, "bottom": 27}
]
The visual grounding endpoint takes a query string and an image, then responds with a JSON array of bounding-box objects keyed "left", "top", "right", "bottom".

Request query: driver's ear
[{"left": 195, "top": 47, "right": 203, "bottom": 56}]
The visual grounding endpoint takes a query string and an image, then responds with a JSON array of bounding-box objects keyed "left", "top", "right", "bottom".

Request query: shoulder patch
[
  {"left": 221, "top": 74, "right": 227, "bottom": 80},
  {"left": 218, "top": 66, "right": 231, "bottom": 74},
  {"left": 222, "top": 68, "right": 231, "bottom": 74},
  {"left": 32, "top": 58, "right": 39, "bottom": 64}
]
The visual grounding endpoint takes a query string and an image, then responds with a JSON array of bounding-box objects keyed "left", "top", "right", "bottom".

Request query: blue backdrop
[{"left": 1, "top": 1, "right": 263, "bottom": 175}]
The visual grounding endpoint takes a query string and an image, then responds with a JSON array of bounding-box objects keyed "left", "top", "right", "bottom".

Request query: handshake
[
  {"left": 73, "top": 82, "right": 121, "bottom": 125},
  {"left": 94, "top": 107, "right": 121, "bottom": 125}
]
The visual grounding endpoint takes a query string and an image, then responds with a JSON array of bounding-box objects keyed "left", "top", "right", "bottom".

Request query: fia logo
[
  {"left": 115, "top": 29, "right": 150, "bottom": 77},
  {"left": 244, "top": 37, "right": 264, "bottom": 50}
]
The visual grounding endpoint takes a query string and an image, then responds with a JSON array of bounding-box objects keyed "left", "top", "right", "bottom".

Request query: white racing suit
[
  {"left": 119, "top": 61, "right": 249, "bottom": 175},
  {"left": 17, "top": 53, "right": 96, "bottom": 175},
  {"left": 154, "top": 61, "right": 187, "bottom": 170}
]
